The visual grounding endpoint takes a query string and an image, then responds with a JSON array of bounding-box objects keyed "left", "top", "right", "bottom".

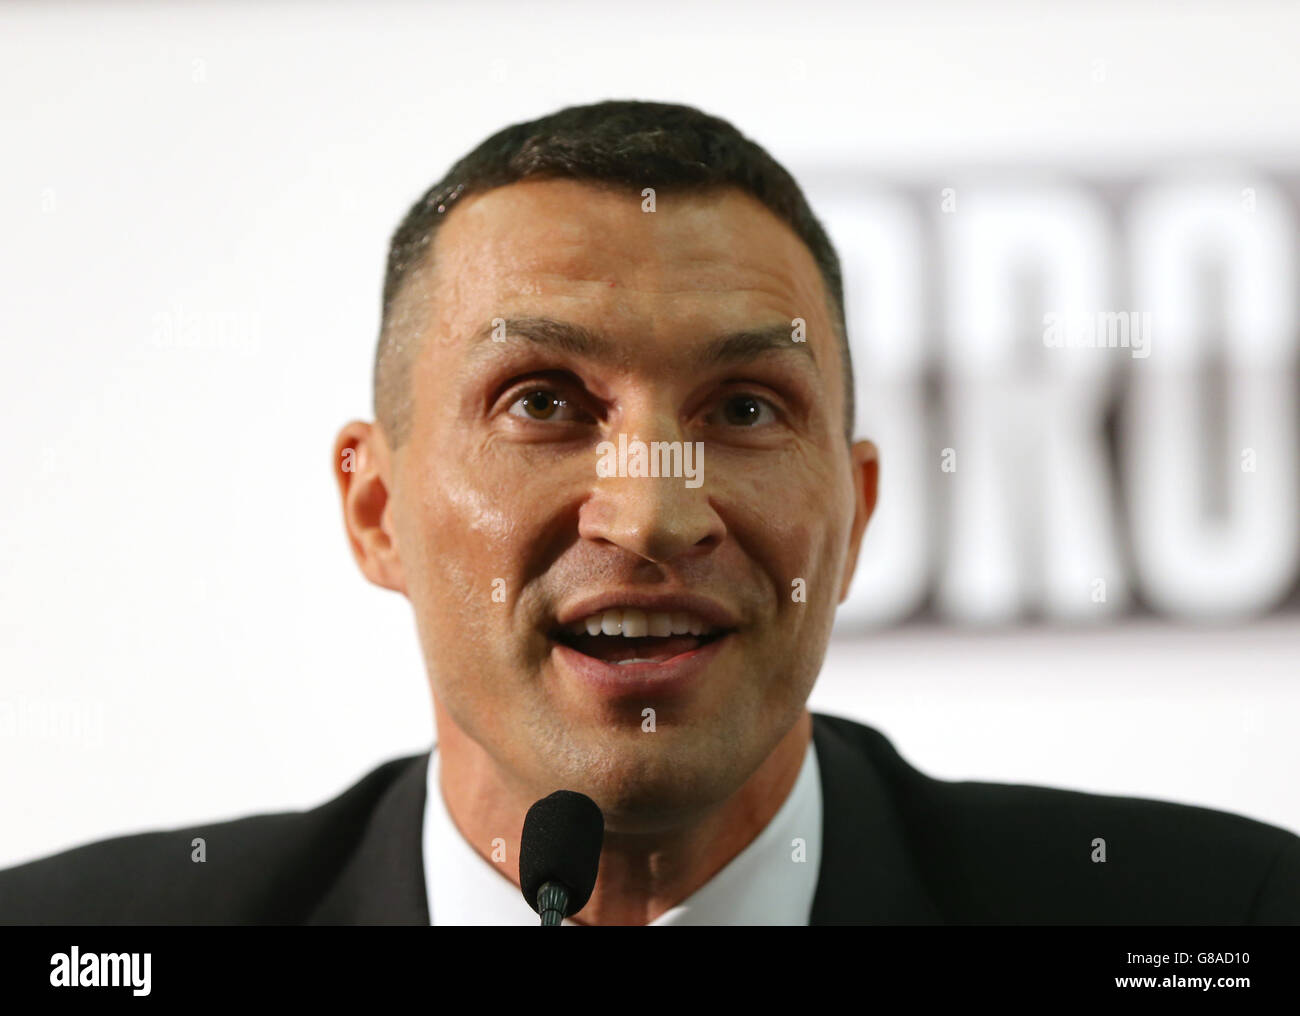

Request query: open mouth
[
  {"left": 553, "top": 631, "right": 729, "bottom": 665},
  {"left": 550, "top": 608, "right": 733, "bottom": 665}
]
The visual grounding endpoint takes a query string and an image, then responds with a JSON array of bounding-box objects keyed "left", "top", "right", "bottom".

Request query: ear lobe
[{"left": 334, "top": 421, "right": 407, "bottom": 595}]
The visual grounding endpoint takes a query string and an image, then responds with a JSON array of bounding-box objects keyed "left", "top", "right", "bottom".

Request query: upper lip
[{"left": 554, "top": 591, "right": 741, "bottom": 631}]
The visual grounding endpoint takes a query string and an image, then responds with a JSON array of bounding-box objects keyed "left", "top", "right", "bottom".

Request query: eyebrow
[{"left": 467, "top": 316, "right": 819, "bottom": 373}]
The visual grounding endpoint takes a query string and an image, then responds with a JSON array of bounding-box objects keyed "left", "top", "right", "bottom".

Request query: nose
[{"left": 578, "top": 430, "right": 725, "bottom": 565}]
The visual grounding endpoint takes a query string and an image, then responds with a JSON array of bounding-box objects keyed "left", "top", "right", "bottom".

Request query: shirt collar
[{"left": 423, "top": 737, "right": 822, "bottom": 925}]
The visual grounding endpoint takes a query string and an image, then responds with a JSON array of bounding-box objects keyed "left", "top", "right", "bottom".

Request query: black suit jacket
[{"left": 2, "top": 713, "right": 1297, "bottom": 924}]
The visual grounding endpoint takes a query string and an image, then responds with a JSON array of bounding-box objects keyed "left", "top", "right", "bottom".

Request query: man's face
[{"left": 377, "top": 179, "right": 873, "bottom": 831}]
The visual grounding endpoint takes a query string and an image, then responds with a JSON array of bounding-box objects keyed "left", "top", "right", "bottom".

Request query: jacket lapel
[
  {"left": 306, "top": 752, "right": 431, "bottom": 925},
  {"left": 810, "top": 713, "right": 942, "bottom": 924}
]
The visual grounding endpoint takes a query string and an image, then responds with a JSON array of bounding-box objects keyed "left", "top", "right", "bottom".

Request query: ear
[
  {"left": 838, "top": 439, "right": 879, "bottom": 603},
  {"left": 333, "top": 420, "right": 407, "bottom": 595}
]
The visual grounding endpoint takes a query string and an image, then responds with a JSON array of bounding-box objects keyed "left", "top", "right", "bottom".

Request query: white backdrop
[{"left": 2, "top": 0, "right": 1298, "bottom": 868}]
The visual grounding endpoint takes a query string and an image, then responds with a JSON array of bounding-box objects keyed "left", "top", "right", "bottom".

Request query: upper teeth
[{"left": 569, "top": 609, "right": 719, "bottom": 638}]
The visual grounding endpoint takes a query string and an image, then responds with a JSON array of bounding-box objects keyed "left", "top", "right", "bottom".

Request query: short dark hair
[{"left": 374, "top": 99, "right": 852, "bottom": 447}]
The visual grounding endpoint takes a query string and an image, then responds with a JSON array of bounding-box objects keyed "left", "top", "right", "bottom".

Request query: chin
[{"left": 555, "top": 725, "right": 760, "bottom": 832}]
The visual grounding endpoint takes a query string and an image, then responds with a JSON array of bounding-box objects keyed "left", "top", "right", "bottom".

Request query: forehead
[{"left": 418, "top": 178, "right": 834, "bottom": 340}]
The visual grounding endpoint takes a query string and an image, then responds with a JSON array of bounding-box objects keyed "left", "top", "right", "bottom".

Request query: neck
[{"left": 433, "top": 704, "right": 813, "bottom": 925}]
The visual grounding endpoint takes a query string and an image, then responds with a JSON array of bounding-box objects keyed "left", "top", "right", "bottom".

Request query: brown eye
[
  {"left": 716, "top": 393, "right": 777, "bottom": 427},
  {"left": 508, "top": 388, "right": 580, "bottom": 422}
]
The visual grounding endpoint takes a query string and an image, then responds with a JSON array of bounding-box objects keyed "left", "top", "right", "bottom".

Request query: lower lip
[{"left": 551, "top": 633, "right": 732, "bottom": 699}]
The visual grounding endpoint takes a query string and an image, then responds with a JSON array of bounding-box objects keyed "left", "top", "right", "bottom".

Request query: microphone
[{"left": 519, "top": 790, "right": 604, "bottom": 926}]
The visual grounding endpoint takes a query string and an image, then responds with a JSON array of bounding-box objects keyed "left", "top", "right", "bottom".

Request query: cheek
[
  {"left": 397, "top": 448, "right": 570, "bottom": 634},
  {"left": 394, "top": 460, "right": 518, "bottom": 629},
  {"left": 715, "top": 450, "right": 852, "bottom": 595}
]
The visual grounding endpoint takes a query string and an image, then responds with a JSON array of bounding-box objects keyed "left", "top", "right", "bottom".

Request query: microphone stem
[{"left": 537, "top": 881, "right": 570, "bottom": 926}]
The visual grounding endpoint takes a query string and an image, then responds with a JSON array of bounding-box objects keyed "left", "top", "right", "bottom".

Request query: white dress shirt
[{"left": 423, "top": 738, "right": 822, "bottom": 925}]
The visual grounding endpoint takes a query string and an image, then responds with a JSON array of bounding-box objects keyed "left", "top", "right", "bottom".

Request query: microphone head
[{"left": 519, "top": 790, "right": 605, "bottom": 918}]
